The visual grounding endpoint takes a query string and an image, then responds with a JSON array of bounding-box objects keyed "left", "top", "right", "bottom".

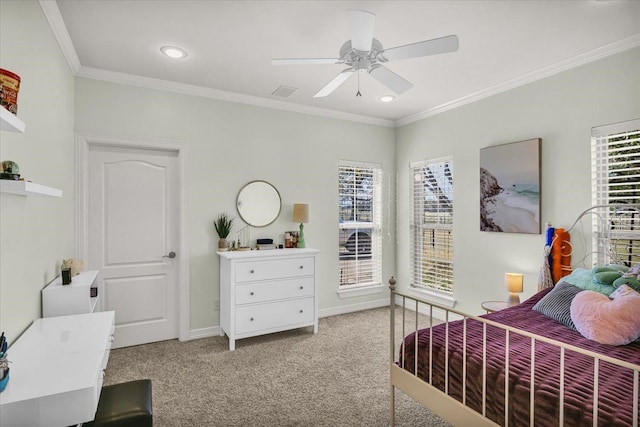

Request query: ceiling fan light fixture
[
  {"left": 272, "top": 10, "right": 458, "bottom": 99},
  {"left": 379, "top": 95, "right": 395, "bottom": 103},
  {"left": 160, "top": 45, "right": 188, "bottom": 59}
]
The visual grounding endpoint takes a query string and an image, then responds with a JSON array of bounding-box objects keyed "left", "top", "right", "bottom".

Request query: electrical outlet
[{"left": 214, "top": 299, "right": 220, "bottom": 311}]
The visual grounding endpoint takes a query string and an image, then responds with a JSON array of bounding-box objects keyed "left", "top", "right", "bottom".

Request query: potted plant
[{"left": 214, "top": 213, "right": 234, "bottom": 251}]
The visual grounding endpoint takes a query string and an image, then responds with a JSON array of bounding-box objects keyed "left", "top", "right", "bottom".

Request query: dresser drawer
[
  {"left": 235, "top": 257, "right": 314, "bottom": 282},
  {"left": 235, "top": 297, "right": 314, "bottom": 334},
  {"left": 236, "top": 277, "right": 314, "bottom": 305}
]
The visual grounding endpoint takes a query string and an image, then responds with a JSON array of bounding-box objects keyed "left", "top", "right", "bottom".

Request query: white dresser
[
  {"left": 218, "top": 248, "right": 319, "bottom": 351},
  {"left": 0, "top": 311, "right": 115, "bottom": 427}
]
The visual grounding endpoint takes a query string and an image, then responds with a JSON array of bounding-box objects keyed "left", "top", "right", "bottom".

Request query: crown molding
[
  {"left": 39, "top": 0, "right": 81, "bottom": 73},
  {"left": 75, "top": 66, "right": 395, "bottom": 127},
  {"left": 396, "top": 34, "right": 640, "bottom": 127}
]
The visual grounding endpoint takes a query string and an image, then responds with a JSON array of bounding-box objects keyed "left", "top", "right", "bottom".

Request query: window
[
  {"left": 591, "top": 119, "right": 640, "bottom": 266},
  {"left": 338, "top": 161, "right": 382, "bottom": 288},
  {"left": 410, "top": 157, "right": 454, "bottom": 293}
]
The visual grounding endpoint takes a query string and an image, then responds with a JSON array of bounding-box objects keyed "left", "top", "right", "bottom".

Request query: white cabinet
[
  {"left": 0, "top": 311, "right": 115, "bottom": 427},
  {"left": 42, "top": 270, "right": 100, "bottom": 317},
  {"left": 218, "top": 248, "right": 319, "bottom": 351}
]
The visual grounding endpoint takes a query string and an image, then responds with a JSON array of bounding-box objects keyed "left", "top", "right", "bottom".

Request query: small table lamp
[
  {"left": 292, "top": 204, "right": 309, "bottom": 248},
  {"left": 505, "top": 273, "right": 524, "bottom": 306}
]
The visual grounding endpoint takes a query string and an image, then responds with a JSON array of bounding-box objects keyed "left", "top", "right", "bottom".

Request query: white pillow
[{"left": 610, "top": 284, "right": 640, "bottom": 300}]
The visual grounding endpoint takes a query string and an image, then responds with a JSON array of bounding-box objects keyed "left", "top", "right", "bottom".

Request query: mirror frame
[{"left": 236, "top": 180, "right": 282, "bottom": 227}]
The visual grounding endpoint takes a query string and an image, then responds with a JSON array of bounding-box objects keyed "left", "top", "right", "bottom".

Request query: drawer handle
[
  {"left": 250, "top": 269, "right": 255, "bottom": 274},
  {"left": 299, "top": 286, "right": 304, "bottom": 290},
  {"left": 299, "top": 266, "right": 304, "bottom": 269},
  {"left": 250, "top": 292, "right": 254, "bottom": 296},
  {"left": 250, "top": 317, "right": 254, "bottom": 321},
  {"left": 299, "top": 310, "right": 303, "bottom": 313}
]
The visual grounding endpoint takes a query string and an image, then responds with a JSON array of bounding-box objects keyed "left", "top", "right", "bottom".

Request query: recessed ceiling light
[
  {"left": 379, "top": 95, "right": 395, "bottom": 103},
  {"left": 160, "top": 46, "right": 188, "bottom": 59}
]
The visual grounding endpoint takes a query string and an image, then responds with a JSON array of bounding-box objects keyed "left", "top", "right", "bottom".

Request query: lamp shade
[
  {"left": 292, "top": 204, "right": 309, "bottom": 224},
  {"left": 505, "top": 273, "right": 524, "bottom": 293}
]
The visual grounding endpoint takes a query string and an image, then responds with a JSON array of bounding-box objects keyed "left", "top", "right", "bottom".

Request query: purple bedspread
[{"left": 398, "top": 288, "right": 640, "bottom": 426}]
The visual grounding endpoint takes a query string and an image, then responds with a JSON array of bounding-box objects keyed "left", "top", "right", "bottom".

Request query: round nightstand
[{"left": 481, "top": 300, "right": 509, "bottom": 314}]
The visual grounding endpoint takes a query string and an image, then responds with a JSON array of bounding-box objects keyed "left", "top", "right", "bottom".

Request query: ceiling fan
[{"left": 272, "top": 9, "right": 459, "bottom": 98}]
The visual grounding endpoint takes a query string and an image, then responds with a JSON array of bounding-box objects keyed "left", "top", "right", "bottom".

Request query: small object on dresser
[
  {"left": 61, "top": 267, "right": 72, "bottom": 285},
  {"left": 90, "top": 286, "right": 98, "bottom": 298},
  {"left": 257, "top": 238, "right": 275, "bottom": 250}
]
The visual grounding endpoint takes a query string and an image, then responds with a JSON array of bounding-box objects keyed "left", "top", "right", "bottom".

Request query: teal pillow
[
  {"left": 561, "top": 268, "right": 594, "bottom": 288},
  {"left": 563, "top": 268, "right": 615, "bottom": 296}
]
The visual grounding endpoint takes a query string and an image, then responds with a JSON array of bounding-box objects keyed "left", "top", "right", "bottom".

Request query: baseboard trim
[
  {"left": 188, "top": 326, "right": 220, "bottom": 341},
  {"left": 393, "top": 294, "right": 463, "bottom": 322},
  {"left": 318, "top": 298, "right": 390, "bottom": 318}
]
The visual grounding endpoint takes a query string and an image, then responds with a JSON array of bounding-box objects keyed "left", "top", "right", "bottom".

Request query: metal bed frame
[
  {"left": 388, "top": 278, "right": 640, "bottom": 426},
  {"left": 389, "top": 205, "right": 640, "bottom": 426}
]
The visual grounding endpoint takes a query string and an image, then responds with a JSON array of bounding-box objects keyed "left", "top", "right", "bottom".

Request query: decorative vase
[{"left": 218, "top": 238, "right": 228, "bottom": 251}]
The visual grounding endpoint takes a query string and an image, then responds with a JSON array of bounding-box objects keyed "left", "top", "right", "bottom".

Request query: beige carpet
[{"left": 104, "top": 307, "right": 451, "bottom": 427}]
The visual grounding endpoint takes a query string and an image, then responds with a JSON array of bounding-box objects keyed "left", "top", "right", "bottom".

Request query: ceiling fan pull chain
[{"left": 356, "top": 70, "right": 362, "bottom": 97}]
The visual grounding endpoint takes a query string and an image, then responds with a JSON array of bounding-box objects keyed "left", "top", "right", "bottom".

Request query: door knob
[{"left": 163, "top": 251, "right": 177, "bottom": 259}]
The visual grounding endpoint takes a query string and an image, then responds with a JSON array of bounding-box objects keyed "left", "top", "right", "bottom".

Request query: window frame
[
  {"left": 409, "top": 157, "right": 454, "bottom": 305},
  {"left": 591, "top": 119, "right": 640, "bottom": 266},
  {"left": 337, "top": 160, "right": 383, "bottom": 294}
]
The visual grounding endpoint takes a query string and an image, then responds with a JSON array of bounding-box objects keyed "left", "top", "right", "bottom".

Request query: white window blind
[
  {"left": 338, "top": 161, "right": 382, "bottom": 288},
  {"left": 591, "top": 119, "right": 640, "bottom": 266},
  {"left": 411, "top": 157, "right": 454, "bottom": 293}
]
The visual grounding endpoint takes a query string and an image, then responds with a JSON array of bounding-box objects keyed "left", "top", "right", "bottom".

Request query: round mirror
[{"left": 236, "top": 180, "right": 282, "bottom": 227}]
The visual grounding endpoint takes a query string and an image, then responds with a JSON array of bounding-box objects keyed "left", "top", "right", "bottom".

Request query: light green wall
[
  {"left": 74, "top": 79, "right": 396, "bottom": 330},
  {"left": 0, "top": 0, "right": 76, "bottom": 340},
  {"left": 395, "top": 47, "right": 640, "bottom": 315},
  {"left": 1, "top": 0, "right": 639, "bottom": 338}
]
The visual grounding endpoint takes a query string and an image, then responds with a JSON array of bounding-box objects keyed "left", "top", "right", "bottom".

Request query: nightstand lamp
[
  {"left": 292, "top": 203, "right": 309, "bottom": 248},
  {"left": 505, "top": 273, "right": 523, "bottom": 306}
]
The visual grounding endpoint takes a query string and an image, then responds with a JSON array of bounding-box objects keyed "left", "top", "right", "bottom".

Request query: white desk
[{"left": 0, "top": 311, "right": 115, "bottom": 427}]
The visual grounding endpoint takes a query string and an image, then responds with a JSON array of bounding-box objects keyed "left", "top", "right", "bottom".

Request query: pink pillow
[{"left": 570, "top": 290, "right": 640, "bottom": 346}]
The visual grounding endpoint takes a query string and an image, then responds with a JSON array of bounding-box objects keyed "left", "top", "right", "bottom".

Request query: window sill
[
  {"left": 407, "top": 286, "right": 456, "bottom": 308},
  {"left": 337, "top": 283, "right": 384, "bottom": 299}
]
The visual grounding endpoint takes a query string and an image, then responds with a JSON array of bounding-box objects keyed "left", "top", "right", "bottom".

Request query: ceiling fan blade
[
  {"left": 313, "top": 69, "right": 354, "bottom": 98},
  {"left": 369, "top": 65, "right": 413, "bottom": 95},
  {"left": 348, "top": 9, "right": 375, "bottom": 52},
  {"left": 271, "top": 58, "right": 340, "bottom": 65},
  {"left": 382, "top": 35, "right": 459, "bottom": 62}
]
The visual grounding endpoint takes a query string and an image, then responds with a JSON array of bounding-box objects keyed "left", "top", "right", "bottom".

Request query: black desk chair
[{"left": 84, "top": 379, "right": 153, "bottom": 427}]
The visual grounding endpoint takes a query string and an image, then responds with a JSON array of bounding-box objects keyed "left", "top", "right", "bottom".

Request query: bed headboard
[{"left": 563, "top": 204, "right": 640, "bottom": 269}]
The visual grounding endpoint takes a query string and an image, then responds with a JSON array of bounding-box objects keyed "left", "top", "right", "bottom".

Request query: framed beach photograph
[{"left": 480, "top": 138, "right": 541, "bottom": 234}]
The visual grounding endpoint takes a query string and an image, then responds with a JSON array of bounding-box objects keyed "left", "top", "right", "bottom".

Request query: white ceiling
[{"left": 49, "top": 0, "right": 640, "bottom": 126}]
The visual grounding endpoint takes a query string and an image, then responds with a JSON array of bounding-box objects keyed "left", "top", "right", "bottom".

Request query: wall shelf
[
  {"left": 0, "top": 106, "right": 25, "bottom": 132},
  {"left": 0, "top": 180, "right": 63, "bottom": 197}
]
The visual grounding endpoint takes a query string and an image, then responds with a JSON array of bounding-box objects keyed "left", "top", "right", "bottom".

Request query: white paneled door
[{"left": 88, "top": 144, "right": 179, "bottom": 348}]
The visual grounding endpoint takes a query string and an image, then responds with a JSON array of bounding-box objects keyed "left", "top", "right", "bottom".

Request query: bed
[{"left": 389, "top": 206, "right": 640, "bottom": 427}]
